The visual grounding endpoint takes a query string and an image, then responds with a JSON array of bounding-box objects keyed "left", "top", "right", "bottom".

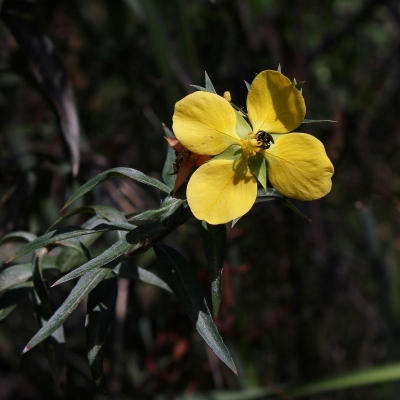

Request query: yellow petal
[
  {"left": 187, "top": 158, "right": 257, "bottom": 224},
  {"left": 173, "top": 91, "right": 241, "bottom": 155},
  {"left": 263, "top": 133, "right": 334, "bottom": 200},
  {"left": 247, "top": 70, "right": 306, "bottom": 134}
]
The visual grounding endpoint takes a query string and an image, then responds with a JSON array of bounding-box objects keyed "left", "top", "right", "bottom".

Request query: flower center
[{"left": 240, "top": 131, "right": 275, "bottom": 157}]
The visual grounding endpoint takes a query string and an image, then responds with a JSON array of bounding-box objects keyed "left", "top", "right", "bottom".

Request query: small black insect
[
  {"left": 168, "top": 149, "right": 189, "bottom": 175},
  {"left": 255, "top": 130, "right": 275, "bottom": 149}
]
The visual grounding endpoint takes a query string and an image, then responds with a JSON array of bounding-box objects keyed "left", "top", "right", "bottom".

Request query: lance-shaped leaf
[
  {"left": 154, "top": 245, "right": 237, "bottom": 374},
  {"left": 62, "top": 168, "right": 171, "bottom": 210},
  {"left": 86, "top": 271, "right": 117, "bottom": 392},
  {"left": 255, "top": 188, "right": 310, "bottom": 221},
  {"left": 118, "top": 263, "right": 172, "bottom": 293},
  {"left": 22, "top": 265, "right": 115, "bottom": 354},
  {"left": 32, "top": 249, "right": 66, "bottom": 387},
  {"left": 2, "top": 3, "right": 80, "bottom": 176},
  {"left": 0, "top": 231, "right": 37, "bottom": 244},
  {"left": 48, "top": 205, "right": 129, "bottom": 232},
  {"left": 53, "top": 223, "right": 168, "bottom": 286},
  {"left": 9, "top": 223, "right": 134, "bottom": 262},
  {"left": 128, "top": 197, "right": 185, "bottom": 223},
  {"left": 0, "top": 263, "right": 32, "bottom": 292},
  {"left": 201, "top": 223, "right": 226, "bottom": 317}
]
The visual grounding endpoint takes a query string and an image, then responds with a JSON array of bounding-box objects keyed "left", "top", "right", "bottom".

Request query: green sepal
[
  {"left": 244, "top": 80, "right": 251, "bottom": 91},
  {"left": 248, "top": 154, "right": 267, "bottom": 191},
  {"left": 205, "top": 71, "right": 217, "bottom": 93},
  {"left": 234, "top": 110, "right": 252, "bottom": 139},
  {"left": 191, "top": 72, "right": 217, "bottom": 95},
  {"left": 212, "top": 145, "right": 242, "bottom": 161},
  {"left": 293, "top": 78, "right": 305, "bottom": 91}
]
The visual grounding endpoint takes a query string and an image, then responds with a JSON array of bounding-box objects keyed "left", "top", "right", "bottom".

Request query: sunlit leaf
[
  {"left": 0, "top": 263, "right": 32, "bottom": 292},
  {"left": 53, "top": 223, "right": 168, "bottom": 285},
  {"left": 128, "top": 197, "right": 185, "bottom": 223},
  {"left": 62, "top": 167, "right": 171, "bottom": 210},
  {"left": 0, "top": 231, "right": 37, "bottom": 244},
  {"left": 290, "top": 362, "right": 400, "bottom": 397},
  {"left": 9, "top": 224, "right": 134, "bottom": 262},
  {"left": 118, "top": 262, "right": 172, "bottom": 293},
  {"left": 48, "top": 205, "right": 129, "bottom": 232}
]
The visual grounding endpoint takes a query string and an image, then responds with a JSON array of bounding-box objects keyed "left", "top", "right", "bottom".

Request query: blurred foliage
[{"left": 1, "top": 0, "right": 400, "bottom": 399}]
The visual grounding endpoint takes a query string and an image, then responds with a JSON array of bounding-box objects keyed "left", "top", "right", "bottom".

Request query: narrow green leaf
[
  {"left": 54, "top": 216, "right": 108, "bottom": 274},
  {"left": 290, "top": 362, "right": 400, "bottom": 397},
  {"left": 154, "top": 245, "right": 237, "bottom": 374},
  {"left": 302, "top": 118, "right": 336, "bottom": 123},
  {"left": 0, "top": 264, "right": 32, "bottom": 292},
  {"left": 201, "top": 224, "right": 226, "bottom": 317},
  {"left": 118, "top": 263, "right": 172, "bottom": 293},
  {"left": 255, "top": 188, "right": 310, "bottom": 220},
  {"left": 86, "top": 271, "right": 117, "bottom": 392},
  {"left": 248, "top": 154, "right": 267, "bottom": 191},
  {"left": 22, "top": 266, "right": 113, "bottom": 353},
  {"left": 205, "top": 72, "right": 217, "bottom": 93},
  {"left": 0, "top": 231, "right": 37, "bottom": 245},
  {"left": 255, "top": 187, "right": 283, "bottom": 203},
  {"left": 128, "top": 197, "right": 185, "bottom": 223},
  {"left": 62, "top": 167, "right": 171, "bottom": 210},
  {"left": 244, "top": 80, "right": 251, "bottom": 91},
  {"left": 32, "top": 250, "right": 66, "bottom": 387},
  {"left": 283, "top": 200, "right": 311, "bottom": 222},
  {"left": 53, "top": 223, "right": 168, "bottom": 286},
  {"left": 0, "top": 304, "right": 17, "bottom": 321},
  {"left": 10, "top": 224, "right": 134, "bottom": 262}
]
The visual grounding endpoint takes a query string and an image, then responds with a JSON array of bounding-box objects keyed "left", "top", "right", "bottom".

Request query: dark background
[{"left": 1, "top": 0, "right": 400, "bottom": 398}]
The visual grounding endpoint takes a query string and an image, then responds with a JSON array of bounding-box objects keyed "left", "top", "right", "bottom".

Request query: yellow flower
[{"left": 172, "top": 70, "right": 334, "bottom": 225}]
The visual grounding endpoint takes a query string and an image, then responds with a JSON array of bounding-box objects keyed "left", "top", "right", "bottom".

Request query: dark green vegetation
[{"left": 1, "top": 0, "right": 400, "bottom": 399}]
